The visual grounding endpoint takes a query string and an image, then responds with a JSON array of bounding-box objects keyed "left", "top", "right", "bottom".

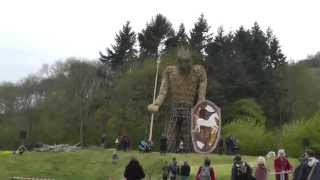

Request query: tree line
[{"left": 0, "top": 14, "right": 319, "bottom": 150}]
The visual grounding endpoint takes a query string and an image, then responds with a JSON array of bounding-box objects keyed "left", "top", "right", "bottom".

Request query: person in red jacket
[
  {"left": 274, "top": 149, "right": 293, "bottom": 180},
  {"left": 196, "top": 157, "right": 216, "bottom": 180}
]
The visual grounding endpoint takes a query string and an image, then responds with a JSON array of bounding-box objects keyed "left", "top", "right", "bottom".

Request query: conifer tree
[
  {"left": 164, "top": 23, "right": 189, "bottom": 52},
  {"left": 189, "top": 14, "right": 212, "bottom": 59},
  {"left": 99, "top": 21, "right": 137, "bottom": 70},
  {"left": 138, "top": 14, "right": 174, "bottom": 58}
]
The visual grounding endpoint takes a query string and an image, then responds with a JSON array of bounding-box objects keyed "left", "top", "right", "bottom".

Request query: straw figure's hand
[{"left": 147, "top": 104, "right": 159, "bottom": 113}]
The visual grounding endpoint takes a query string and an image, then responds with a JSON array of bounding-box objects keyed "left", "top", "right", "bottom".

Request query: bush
[
  {"left": 223, "top": 120, "right": 276, "bottom": 155},
  {"left": 282, "top": 113, "right": 320, "bottom": 157},
  {"left": 225, "top": 98, "right": 266, "bottom": 125},
  {"left": 0, "top": 122, "right": 19, "bottom": 150}
]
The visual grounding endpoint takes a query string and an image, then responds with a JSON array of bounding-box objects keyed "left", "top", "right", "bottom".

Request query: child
[
  {"left": 255, "top": 156, "right": 268, "bottom": 180},
  {"left": 111, "top": 150, "right": 119, "bottom": 164}
]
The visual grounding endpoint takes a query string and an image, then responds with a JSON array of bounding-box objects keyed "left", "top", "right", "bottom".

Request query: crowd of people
[{"left": 119, "top": 149, "right": 320, "bottom": 180}]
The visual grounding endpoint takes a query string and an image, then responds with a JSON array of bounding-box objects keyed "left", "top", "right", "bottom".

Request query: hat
[
  {"left": 234, "top": 154, "right": 242, "bottom": 161},
  {"left": 278, "top": 149, "right": 286, "bottom": 157},
  {"left": 257, "top": 156, "right": 266, "bottom": 165}
]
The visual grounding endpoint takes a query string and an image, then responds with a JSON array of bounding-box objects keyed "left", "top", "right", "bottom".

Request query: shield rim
[{"left": 191, "top": 100, "right": 221, "bottom": 154}]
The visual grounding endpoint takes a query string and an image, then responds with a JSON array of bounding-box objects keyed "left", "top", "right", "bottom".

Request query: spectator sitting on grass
[{"left": 14, "top": 145, "right": 27, "bottom": 155}]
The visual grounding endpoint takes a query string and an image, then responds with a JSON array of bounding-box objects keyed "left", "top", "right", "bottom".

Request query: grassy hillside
[{"left": 0, "top": 148, "right": 298, "bottom": 180}]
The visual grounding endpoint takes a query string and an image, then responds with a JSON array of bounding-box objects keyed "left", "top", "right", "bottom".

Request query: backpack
[
  {"left": 199, "top": 166, "right": 211, "bottom": 180},
  {"left": 169, "top": 164, "right": 178, "bottom": 178},
  {"left": 235, "top": 161, "right": 248, "bottom": 176}
]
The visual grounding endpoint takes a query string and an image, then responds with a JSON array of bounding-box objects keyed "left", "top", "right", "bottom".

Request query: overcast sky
[{"left": 1, "top": 0, "right": 319, "bottom": 83}]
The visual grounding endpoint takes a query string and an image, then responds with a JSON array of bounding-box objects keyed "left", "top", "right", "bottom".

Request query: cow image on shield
[{"left": 192, "top": 100, "right": 221, "bottom": 153}]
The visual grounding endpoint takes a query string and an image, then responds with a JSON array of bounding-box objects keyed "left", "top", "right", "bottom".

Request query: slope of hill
[{"left": 0, "top": 149, "right": 298, "bottom": 180}]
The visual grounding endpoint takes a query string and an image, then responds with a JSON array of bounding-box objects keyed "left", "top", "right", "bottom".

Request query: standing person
[
  {"left": 162, "top": 161, "right": 170, "bottom": 180},
  {"left": 255, "top": 156, "right": 268, "bottom": 180},
  {"left": 124, "top": 157, "right": 145, "bottom": 180},
  {"left": 231, "top": 154, "right": 253, "bottom": 180},
  {"left": 160, "top": 134, "right": 167, "bottom": 155},
  {"left": 217, "top": 137, "right": 224, "bottom": 154},
  {"left": 294, "top": 149, "right": 320, "bottom": 180},
  {"left": 305, "top": 157, "right": 320, "bottom": 180},
  {"left": 169, "top": 157, "right": 180, "bottom": 180},
  {"left": 274, "top": 149, "right": 293, "bottom": 180},
  {"left": 178, "top": 140, "right": 184, "bottom": 153},
  {"left": 101, "top": 133, "right": 107, "bottom": 148},
  {"left": 292, "top": 151, "right": 313, "bottom": 180},
  {"left": 111, "top": 150, "right": 119, "bottom": 165},
  {"left": 115, "top": 137, "right": 120, "bottom": 150},
  {"left": 196, "top": 157, "right": 216, "bottom": 180},
  {"left": 293, "top": 150, "right": 312, "bottom": 180},
  {"left": 180, "top": 161, "right": 191, "bottom": 180},
  {"left": 121, "top": 136, "right": 128, "bottom": 151}
]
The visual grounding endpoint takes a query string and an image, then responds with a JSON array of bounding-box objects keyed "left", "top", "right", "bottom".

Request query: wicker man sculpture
[{"left": 147, "top": 47, "right": 207, "bottom": 152}]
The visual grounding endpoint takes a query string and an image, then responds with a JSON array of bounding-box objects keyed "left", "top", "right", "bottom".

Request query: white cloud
[{"left": 0, "top": 0, "right": 320, "bottom": 82}]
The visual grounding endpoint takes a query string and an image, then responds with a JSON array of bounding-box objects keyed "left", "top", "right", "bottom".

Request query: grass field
[{"left": 0, "top": 148, "right": 298, "bottom": 180}]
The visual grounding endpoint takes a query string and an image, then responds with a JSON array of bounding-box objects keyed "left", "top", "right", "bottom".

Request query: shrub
[
  {"left": 0, "top": 122, "right": 19, "bottom": 150},
  {"left": 225, "top": 98, "right": 266, "bottom": 125},
  {"left": 282, "top": 113, "right": 320, "bottom": 157},
  {"left": 223, "top": 120, "right": 276, "bottom": 155}
]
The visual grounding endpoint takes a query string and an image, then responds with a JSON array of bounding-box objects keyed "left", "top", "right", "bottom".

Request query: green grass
[{"left": 0, "top": 148, "right": 298, "bottom": 180}]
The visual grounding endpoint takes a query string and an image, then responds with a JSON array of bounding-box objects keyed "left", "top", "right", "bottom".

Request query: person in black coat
[
  {"left": 160, "top": 134, "right": 167, "bottom": 155},
  {"left": 231, "top": 155, "right": 254, "bottom": 180},
  {"left": 180, "top": 161, "right": 191, "bottom": 180},
  {"left": 124, "top": 157, "right": 145, "bottom": 180}
]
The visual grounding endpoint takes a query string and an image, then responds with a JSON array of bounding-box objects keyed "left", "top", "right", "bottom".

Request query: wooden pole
[{"left": 148, "top": 56, "right": 161, "bottom": 142}]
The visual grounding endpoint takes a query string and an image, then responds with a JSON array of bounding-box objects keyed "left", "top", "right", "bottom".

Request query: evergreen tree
[
  {"left": 233, "top": 26, "right": 252, "bottom": 59},
  {"left": 206, "top": 27, "right": 251, "bottom": 106},
  {"left": 99, "top": 21, "right": 137, "bottom": 70},
  {"left": 176, "top": 23, "right": 189, "bottom": 46},
  {"left": 262, "top": 28, "right": 288, "bottom": 126},
  {"left": 138, "top": 14, "right": 174, "bottom": 58},
  {"left": 189, "top": 14, "right": 212, "bottom": 60},
  {"left": 164, "top": 23, "right": 189, "bottom": 51},
  {"left": 266, "top": 28, "right": 286, "bottom": 70},
  {"left": 249, "top": 22, "right": 269, "bottom": 84}
]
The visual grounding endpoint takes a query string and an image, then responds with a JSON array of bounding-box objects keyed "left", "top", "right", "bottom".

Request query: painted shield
[{"left": 191, "top": 100, "right": 221, "bottom": 153}]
